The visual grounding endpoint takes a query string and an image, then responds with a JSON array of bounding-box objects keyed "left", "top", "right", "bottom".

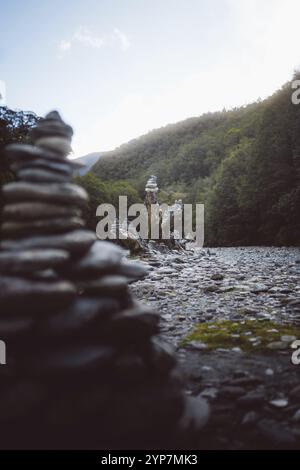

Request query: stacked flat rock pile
[
  {"left": 145, "top": 175, "right": 159, "bottom": 207},
  {"left": 0, "top": 111, "right": 209, "bottom": 449}
]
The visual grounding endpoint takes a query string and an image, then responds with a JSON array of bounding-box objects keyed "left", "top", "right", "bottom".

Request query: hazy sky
[{"left": 1, "top": 0, "right": 300, "bottom": 157}]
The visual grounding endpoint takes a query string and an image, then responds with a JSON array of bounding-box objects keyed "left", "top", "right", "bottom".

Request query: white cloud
[
  {"left": 73, "top": 27, "right": 106, "bottom": 49},
  {"left": 58, "top": 40, "right": 72, "bottom": 52},
  {"left": 57, "top": 27, "right": 130, "bottom": 56},
  {"left": 113, "top": 28, "right": 130, "bottom": 51}
]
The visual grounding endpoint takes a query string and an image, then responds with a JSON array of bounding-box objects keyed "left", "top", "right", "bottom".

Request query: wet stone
[
  {"left": 35, "top": 136, "right": 72, "bottom": 156},
  {"left": 237, "top": 390, "right": 266, "bottom": 408},
  {"left": 0, "top": 229, "right": 96, "bottom": 254},
  {"left": 0, "top": 315, "right": 34, "bottom": 338},
  {"left": 1, "top": 217, "right": 85, "bottom": 237},
  {"left": 211, "top": 273, "right": 224, "bottom": 281},
  {"left": 11, "top": 158, "right": 73, "bottom": 175},
  {"left": 3, "top": 182, "right": 88, "bottom": 207},
  {"left": 267, "top": 341, "right": 289, "bottom": 350},
  {"left": 17, "top": 168, "right": 71, "bottom": 183},
  {"left": 219, "top": 386, "right": 245, "bottom": 398},
  {"left": 77, "top": 275, "right": 128, "bottom": 297},
  {"left": 118, "top": 259, "right": 150, "bottom": 282},
  {"left": 281, "top": 335, "right": 297, "bottom": 343},
  {"left": 0, "top": 277, "right": 76, "bottom": 312},
  {"left": 64, "top": 241, "right": 124, "bottom": 278},
  {"left": 37, "top": 297, "right": 120, "bottom": 336},
  {"left": 27, "top": 269, "right": 60, "bottom": 282},
  {"left": 5, "top": 143, "right": 67, "bottom": 164},
  {"left": 109, "top": 304, "right": 160, "bottom": 338},
  {"left": 0, "top": 249, "right": 69, "bottom": 274},
  {"left": 146, "top": 337, "right": 177, "bottom": 375},
  {"left": 26, "top": 345, "right": 115, "bottom": 376},
  {"left": 3, "top": 202, "right": 82, "bottom": 221},
  {"left": 269, "top": 398, "right": 288, "bottom": 408}
]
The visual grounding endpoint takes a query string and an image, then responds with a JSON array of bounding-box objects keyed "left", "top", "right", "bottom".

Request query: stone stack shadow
[{"left": 0, "top": 111, "right": 209, "bottom": 449}]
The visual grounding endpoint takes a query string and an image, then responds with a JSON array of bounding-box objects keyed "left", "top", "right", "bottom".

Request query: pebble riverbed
[{"left": 131, "top": 247, "right": 300, "bottom": 449}]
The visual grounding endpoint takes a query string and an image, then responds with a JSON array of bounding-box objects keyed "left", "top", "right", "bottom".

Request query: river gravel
[{"left": 131, "top": 247, "right": 300, "bottom": 449}]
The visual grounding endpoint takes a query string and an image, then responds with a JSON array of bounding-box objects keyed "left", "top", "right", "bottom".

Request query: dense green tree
[
  {"left": 73, "top": 173, "right": 111, "bottom": 230},
  {"left": 74, "top": 173, "right": 142, "bottom": 231}
]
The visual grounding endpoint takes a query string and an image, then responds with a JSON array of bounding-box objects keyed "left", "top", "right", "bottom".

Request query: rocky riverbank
[{"left": 131, "top": 247, "right": 300, "bottom": 449}]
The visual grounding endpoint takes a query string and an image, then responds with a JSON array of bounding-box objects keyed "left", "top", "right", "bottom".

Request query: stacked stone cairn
[
  {"left": 0, "top": 111, "right": 209, "bottom": 449},
  {"left": 145, "top": 175, "right": 159, "bottom": 207},
  {"left": 144, "top": 176, "right": 187, "bottom": 251}
]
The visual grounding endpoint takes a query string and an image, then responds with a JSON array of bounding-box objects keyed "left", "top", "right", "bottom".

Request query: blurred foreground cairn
[{"left": 0, "top": 111, "right": 209, "bottom": 449}]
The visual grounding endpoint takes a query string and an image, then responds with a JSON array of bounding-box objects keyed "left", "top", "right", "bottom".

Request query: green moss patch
[{"left": 182, "top": 320, "right": 300, "bottom": 352}]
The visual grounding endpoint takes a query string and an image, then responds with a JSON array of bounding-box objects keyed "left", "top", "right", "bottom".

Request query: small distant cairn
[
  {"left": 145, "top": 175, "right": 160, "bottom": 240},
  {"left": 0, "top": 111, "right": 208, "bottom": 449},
  {"left": 145, "top": 175, "right": 159, "bottom": 205},
  {"left": 144, "top": 176, "right": 188, "bottom": 251}
]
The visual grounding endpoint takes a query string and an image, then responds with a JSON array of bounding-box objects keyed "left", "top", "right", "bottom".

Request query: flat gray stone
[
  {"left": 119, "top": 259, "right": 150, "bottom": 282},
  {"left": 237, "top": 390, "right": 265, "bottom": 407},
  {"left": 27, "top": 345, "right": 115, "bottom": 376},
  {"left": 0, "top": 277, "right": 76, "bottom": 312},
  {"left": 109, "top": 304, "right": 160, "bottom": 337},
  {"left": 3, "top": 182, "right": 88, "bottom": 207},
  {"left": 35, "top": 136, "right": 72, "bottom": 156},
  {"left": 65, "top": 241, "right": 124, "bottom": 277},
  {"left": 11, "top": 158, "right": 73, "bottom": 175},
  {"left": 3, "top": 202, "right": 81, "bottom": 221},
  {"left": 0, "top": 229, "right": 96, "bottom": 254},
  {"left": 1, "top": 217, "right": 85, "bottom": 237},
  {"left": 269, "top": 398, "right": 288, "bottom": 408},
  {"left": 147, "top": 337, "right": 176, "bottom": 374},
  {"left": 28, "top": 269, "right": 59, "bottom": 281},
  {"left": 0, "top": 315, "right": 34, "bottom": 338},
  {"left": 0, "top": 249, "right": 69, "bottom": 274},
  {"left": 77, "top": 275, "right": 128, "bottom": 296},
  {"left": 38, "top": 297, "right": 120, "bottom": 335},
  {"left": 267, "top": 341, "right": 289, "bottom": 350},
  {"left": 17, "top": 168, "right": 71, "bottom": 183},
  {"left": 5, "top": 143, "right": 66, "bottom": 163}
]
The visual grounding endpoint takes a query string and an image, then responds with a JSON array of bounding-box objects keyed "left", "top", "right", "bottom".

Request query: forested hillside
[{"left": 92, "top": 76, "right": 300, "bottom": 246}]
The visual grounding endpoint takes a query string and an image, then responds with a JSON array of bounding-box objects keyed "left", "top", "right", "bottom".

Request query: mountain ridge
[{"left": 73, "top": 152, "right": 103, "bottom": 176}]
